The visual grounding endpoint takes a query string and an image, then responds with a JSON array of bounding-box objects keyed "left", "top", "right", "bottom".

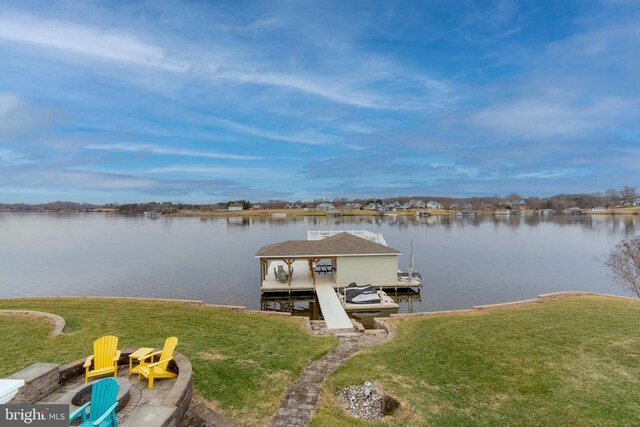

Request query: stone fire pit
[
  {"left": 337, "top": 382, "right": 399, "bottom": 420},
  {"left": 7, "top": 349, "right": 192, "bottom": 427}
]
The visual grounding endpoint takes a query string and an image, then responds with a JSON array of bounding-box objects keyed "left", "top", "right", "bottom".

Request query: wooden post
[
  {"left": 259, "top": 259, "right": 264, "bottom": 286},
  {"left": 285, "top": 259, "right": 293, "bottom": 286},
  {"left": 310, "top": 258, "right": 318, "bottom": 286}
]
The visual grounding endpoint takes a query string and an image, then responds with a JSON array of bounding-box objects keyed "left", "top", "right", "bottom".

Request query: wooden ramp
[{"left": 315, "top": 282, "right": 353, "bottom": 330}]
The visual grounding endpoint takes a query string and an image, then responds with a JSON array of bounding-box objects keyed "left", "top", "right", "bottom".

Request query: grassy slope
[
  {"left": 311, "top": 296, "right": 640, "bottom": 427},
  {"left": 0, "top": 298, "right": 335, "bottom": 426}
]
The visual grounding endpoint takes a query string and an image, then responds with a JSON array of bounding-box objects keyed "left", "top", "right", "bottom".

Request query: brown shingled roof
[{"left": 255, "top": 232, "right": 401, "bottom": 257}]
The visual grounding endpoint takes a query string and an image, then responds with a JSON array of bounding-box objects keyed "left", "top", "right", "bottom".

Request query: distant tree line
[
  {"left": 258, "top": 186, "right": 637, "bottom": 211},
  {"left": 115, "top": 202, "right": 220, "bottom": 214},
  {"left": 0, "top": 201, "right": 101, "bottom": 212},
  {"left": 114, "top": 200, "right": 252, "bottom": 214},
  {"left": 1, "top": 185, "right": 637, "bottom": 213}
]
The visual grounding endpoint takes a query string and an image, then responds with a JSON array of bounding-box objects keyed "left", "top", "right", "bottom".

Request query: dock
[
  {"left": 256, "top": 230, "right": 422, "bottom": 324},
  {"left": 315, "top": 282, "right": 353, "bottom": 329}
]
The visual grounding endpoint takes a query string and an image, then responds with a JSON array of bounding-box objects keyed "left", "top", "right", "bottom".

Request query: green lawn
[
  {"left": 0, "top": 298, "right": 335, "bottom": 426},
  {"left": 311, "top": 296, "right": 640, "bottom": 427}
]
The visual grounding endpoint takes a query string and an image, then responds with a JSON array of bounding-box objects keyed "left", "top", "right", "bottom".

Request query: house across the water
[
  {"left": 228, "top": 202, "right": 244, "bottom": 211},
  {"left": 256, "top": 231, "right": 420, "bottom": 293}
]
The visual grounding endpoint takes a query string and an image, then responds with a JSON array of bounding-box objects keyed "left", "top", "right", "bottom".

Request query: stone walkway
[
  {"left": 270, "top": 335, "right": 360, "bottom": 427},
  {"left": 269, "top": 321, "right": 391, "bottom": 427},
  {"left": 179, "top": 320, "right": 392, "bottom": 427}
]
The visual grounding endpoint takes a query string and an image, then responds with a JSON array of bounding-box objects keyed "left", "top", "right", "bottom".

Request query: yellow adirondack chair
[
  {"left": 137, "top": 337, "right": 178, "bottom": 389},
  {"left": 83, "top": 335, "right": 121, "bottom": 383}
]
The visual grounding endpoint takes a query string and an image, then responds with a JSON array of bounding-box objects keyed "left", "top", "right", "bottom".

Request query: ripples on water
[{"left": 0, "top": 212, "right": 638, "bottom": 312}]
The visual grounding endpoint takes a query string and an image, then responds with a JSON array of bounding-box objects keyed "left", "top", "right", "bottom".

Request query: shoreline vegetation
[
  {"left": 166, "top": 206, "right": 640, "bottom": 217},
  {"left": 1, "top": 206, "right": 638, "bottom": 217},
  {"left": 2, "top": 294, "right": 639, "bottom": 426},
  {"left": 1, "top": 205, "right": 640, "bottom": 217},
  {"left": 2, "top": 190, "right": 640, "bottom": 217}
]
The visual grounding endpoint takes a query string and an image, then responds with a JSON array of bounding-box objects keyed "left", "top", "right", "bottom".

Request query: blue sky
[{"left": 0, "top": 0, "right": 639, "bottom": 203}]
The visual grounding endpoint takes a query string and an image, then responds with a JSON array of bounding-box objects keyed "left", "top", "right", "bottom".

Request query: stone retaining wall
[
  {"left": 388, "top": 291, "right": 639, "bottom": 319},
  {"left": 0, "top": 296, "right": 292, "bottom": 317},
  {"left": 371, "top": 318, "right": 396, "bottom": 345},
  {"left": 0, "top": 310, "right": 65, "bottom": 337},
  {"left": 161, "top": 352, "right": 192, "bottom": 427},
  {"left": 8, "top": 363, "right": 60, "bottom": 403}
]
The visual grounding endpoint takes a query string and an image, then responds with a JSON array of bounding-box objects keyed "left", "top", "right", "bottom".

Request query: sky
[{"left": 0, "top": 0, "right": 639, "bottom": 203}]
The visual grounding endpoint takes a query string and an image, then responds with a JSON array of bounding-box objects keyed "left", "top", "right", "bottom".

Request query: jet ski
[
  {"left": 344, "top": 283, "right": 381, "bottom": 304},
  {"left": 345, "top": 282, "right": 371, "bottom": 290}
]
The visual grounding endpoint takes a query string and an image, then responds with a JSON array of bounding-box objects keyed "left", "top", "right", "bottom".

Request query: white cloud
[
  {"left": 214, "top": 17, "right": 282, "bottom": 33},
  {"left": 84, "top": 143, "right": 261, "bottom": 160},
  {"left": 216, "top": 69, "right": 381, "bottom": 109},
  {"left": 145, "top": 165, "right": 294, "bottom": 179},
  {"left": 0, "top": 93, "right": 23, "bottom": 116},
  {"left": 0, "top": 147, "right": 33, "bottom": 165},
  {"left": 471, "top": 96, "right": 630, "bottom": 137},
  {"left": 0, "top": 12, "right": 185, "bottom": 71},
  {"left": 209, "top": 117, "right": 332, "bottom": 146},
  {"left": 0, "top": 11, "right": 453, "bottom": 111},
  {"left": 546, "top": 23, "right": 640, "bottom": 58},
  {"left": 0, "top": 92, "right": 61, "bottom": 136},
  {"left": 509, "top": 169, "right": 586, "bottom": 179}
]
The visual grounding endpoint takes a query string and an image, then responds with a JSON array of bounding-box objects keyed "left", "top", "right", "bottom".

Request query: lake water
[{"left": 1, "top": 213, "right": 638, "bottom": 313}]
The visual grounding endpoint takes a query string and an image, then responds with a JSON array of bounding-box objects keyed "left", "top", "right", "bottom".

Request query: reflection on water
[{"left": 1, "top": 213, "right": 638, "bottom": 313}]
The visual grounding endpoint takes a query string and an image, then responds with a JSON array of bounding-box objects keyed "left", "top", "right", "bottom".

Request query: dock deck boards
[
  {"left": 315, "top": 282, "right": 353, "bottom": 329},
  {"left": 261, "top": 260, "right": 336, "bottom": 291}
]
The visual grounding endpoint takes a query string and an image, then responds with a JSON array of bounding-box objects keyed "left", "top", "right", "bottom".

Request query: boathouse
[{"left": 256, "top": 232, "right": 402, "bottom": 291}]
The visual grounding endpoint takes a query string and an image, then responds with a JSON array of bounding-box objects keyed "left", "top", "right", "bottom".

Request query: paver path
[
  {"left": 178, "top": 337, "right": 360, "bottom": 427},
  {"left": 180, "top": 321, "right": 392, "bottom": 427},
  {"left": 270, "top": 335, "right": 360, "bottom": 427},
  {"left": 270, "top": 322, "right": 391, "bottom": 427}
]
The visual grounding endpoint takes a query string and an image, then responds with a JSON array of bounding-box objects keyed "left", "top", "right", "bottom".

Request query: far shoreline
[
  {"left": 2, "top": 206, "right": 640, "bottom": 216},
  {"left": 166, "top": 206, "right": 640, "bottom": 217}
]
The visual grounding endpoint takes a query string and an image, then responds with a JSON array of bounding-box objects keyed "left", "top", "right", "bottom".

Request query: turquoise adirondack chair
[{"left": 69, "top": 377, "right": 119, "bottom": 427}]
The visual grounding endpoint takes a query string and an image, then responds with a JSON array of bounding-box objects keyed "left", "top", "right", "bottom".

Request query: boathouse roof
[{"left": 255, "top": 232, "right": 401, "bottom": 258}]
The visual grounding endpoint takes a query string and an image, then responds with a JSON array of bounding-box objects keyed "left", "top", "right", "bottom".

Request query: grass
[
  {"left": 0, "top": 298, "right": 335, "bottom": 426},
  {"left": 594, "top": 206, "right": 640, "bottom": 215},
  {"left": 311, "top": 296, "right": 640, "bottom": 427}
]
